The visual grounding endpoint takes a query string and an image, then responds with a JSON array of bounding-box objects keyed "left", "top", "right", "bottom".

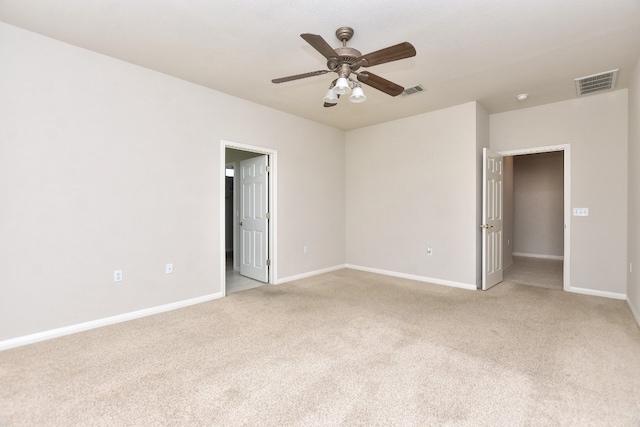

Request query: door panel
[
  {"left": 239, "top": 155, "right": 269, "bottom": 283},
  {"left": 482, "top": 148, "right": 504, "bottom": 290}
]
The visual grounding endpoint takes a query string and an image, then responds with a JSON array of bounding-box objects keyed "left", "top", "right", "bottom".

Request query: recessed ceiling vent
[
  {"left": 403, "top": 84, "right": 424, "bottom": 96},
  {"left": 574, "top": 69, "right": 618, "bottom": 96}
]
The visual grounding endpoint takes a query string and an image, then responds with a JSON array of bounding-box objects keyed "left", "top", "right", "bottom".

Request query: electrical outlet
[
  {"left": 114, "top": 270, "right": 123, "bottom": 282},
  {"left": 303, "top": 246, "right": 309, "bottom": 254},
  {"left": 166, "top": 263, "right": 173, "bottom": 274},
  {"left": 427, "top": 246, "right": 433, "bottom": 256}
]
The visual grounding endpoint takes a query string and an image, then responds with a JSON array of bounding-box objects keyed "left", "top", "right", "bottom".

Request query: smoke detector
[{"left": 574, "top": 69, "right": 619, "bottom": 96}]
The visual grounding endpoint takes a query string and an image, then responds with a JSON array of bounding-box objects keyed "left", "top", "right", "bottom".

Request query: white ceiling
[{"left": 1, "top": 0, "right": 639, "bottom": 130}]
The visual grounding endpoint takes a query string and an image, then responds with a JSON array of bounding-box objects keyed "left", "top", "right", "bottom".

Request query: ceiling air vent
[
  {"left": 574, "top": 69, "right": 618, "bottom": 96},
  {"left": 403, "top": 84, "right": 424, "bottom": 96}
]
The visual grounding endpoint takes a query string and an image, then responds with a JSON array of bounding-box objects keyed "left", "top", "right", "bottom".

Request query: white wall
[
  {"left": 491, "top": 91, "right": 628, "bottom": 295},
  {"left": 513, "top": 152, "right": 564, "bottom": 257},
  {"left": 628, "top": 57, "right": 640, "bottom": 323},
  {"left": 345, "top": 102, "right": 484, "bottom": 288},
  {"left": 0, "top": 23, "right": 345, "bottom": 341}
]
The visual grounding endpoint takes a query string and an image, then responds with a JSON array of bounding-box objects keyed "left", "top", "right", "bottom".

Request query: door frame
[
  {"left": 497, "top": 144, "right": 570, "bottom": 291},
  {"left": 220, "top": 140, "right": 277, "bottom": 297}
]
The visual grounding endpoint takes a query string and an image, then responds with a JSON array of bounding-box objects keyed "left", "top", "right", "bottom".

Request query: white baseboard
[
  {"left": 276, "top": 264, "right": 347, "bottom": 284},
  {"left": 627, "top": 297, "right": 640, "bottom": 329},
  {"left": 512, "top": 252, "right": 564, "bottom": 260},
  {"left": 0, "top": 292, "right": 223, "bottom": 351},
  {"left": 345, "top": 264, "right": 477, "bottom": 291},
  {"left": 567, "top": 286, "right": 626, "bottom": 300}
]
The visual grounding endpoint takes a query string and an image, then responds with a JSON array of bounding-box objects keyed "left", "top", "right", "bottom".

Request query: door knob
[{"left": 239, "top": 221, "right": 243, "bottom": 226}]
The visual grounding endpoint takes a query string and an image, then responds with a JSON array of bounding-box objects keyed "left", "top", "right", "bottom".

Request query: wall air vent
[
  {"left": 574, "top": 69, "right": 618, "bottom": 96},
  {"left": 402, "top": 84, "right": 424, "bottom": 96}
]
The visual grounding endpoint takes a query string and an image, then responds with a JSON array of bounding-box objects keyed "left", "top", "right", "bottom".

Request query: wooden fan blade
[
  {"left": 357, "top": 72, "right": 404, "bottom": 96},
  {"left": 358, "top": 42, "right": 416, "bottom": 67},
  {"left": 272, "top": 69, "right": 329, "bottom": 84},
  {"left": 301, "top": 33, "right": 339, "bottom": 60}
]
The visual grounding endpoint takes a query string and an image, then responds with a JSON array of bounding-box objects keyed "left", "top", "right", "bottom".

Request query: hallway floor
[
  {"left": 226, "top": 256, "right": 266, "bottom": 294},
  {"left": 504, "top": 255, "right": 563, "bottom": 290}
]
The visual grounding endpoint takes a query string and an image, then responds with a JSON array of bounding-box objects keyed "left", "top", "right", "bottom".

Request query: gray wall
[
  {"left": 345, "top": 102, "right": 488, "bottom": 288},
  {"left": 513, "top": 151, "right": 564, "bottom": 258},
  {"left": 502, "top": 157, "right": 514, "bottom": 268},
  {"left": 0, "top": 23, "right": 346, "bottom": 341},
  {"left": 491, "top": 91, "right": 628, "bottom": 295},
  {"left": 1, "top": 22, "right": 637, "bottom": 344}
]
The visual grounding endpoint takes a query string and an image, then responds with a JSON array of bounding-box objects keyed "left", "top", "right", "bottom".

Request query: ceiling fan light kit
[
  {"left": 272, "top": 26, "right": 416, "bottom": 108},
  {"left": 349, "top": 84, "right": 367, "bottom": 103},
  {"left": 334, "top": 77, "right": 350, "bottom": 95},
  {"left": 323, "top": 88, "right": 339, "bottom": 103}
]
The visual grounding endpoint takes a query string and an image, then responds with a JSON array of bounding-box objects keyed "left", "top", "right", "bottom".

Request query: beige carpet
[{"left": 2, "top": 269, "right": 640, "bottom": 426}]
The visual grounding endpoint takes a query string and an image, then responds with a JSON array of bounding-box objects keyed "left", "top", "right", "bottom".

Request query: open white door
[
  {"left": 239, "top": 155, "right": 269, "bottom": 283},
  {"left": 482, "top": 148, "right": 504, "bottom": 290}
]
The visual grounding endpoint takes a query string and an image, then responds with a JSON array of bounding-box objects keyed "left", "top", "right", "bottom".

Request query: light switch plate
[{"left": 573, "top": 208, "right": 589, "bottom": 216}]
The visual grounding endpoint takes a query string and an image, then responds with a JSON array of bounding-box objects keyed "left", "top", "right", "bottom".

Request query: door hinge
[
  {"left": 266, "top": 166, "right": 271, "bottom": 173},
  {"left": 266, "top": 259, "right": 271, "bottom": 267},
  {"left": 266, "top": 212, "right": 271, "bottom": 220}
]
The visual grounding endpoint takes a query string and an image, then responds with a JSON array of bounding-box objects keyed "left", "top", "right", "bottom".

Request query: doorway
[
  {"left": 499, "top": 145, "right": 570, "bottom": 291},
  {"left": 221, "top": 141, "right": 277, "bottom": 296}
]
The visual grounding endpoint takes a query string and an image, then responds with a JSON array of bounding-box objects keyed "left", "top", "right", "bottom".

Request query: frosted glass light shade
[
  {"left": 349, "top": 86, "right": 366, "bottom": 103},
  {"left": 334, "top": 77, "right": 350, "bottom": 95},
  {"left": 323, "top": 88, "right": 338, "bottom": 103}
]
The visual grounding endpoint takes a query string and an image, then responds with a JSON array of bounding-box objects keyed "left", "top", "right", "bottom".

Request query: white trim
[
  {"left": 512, "top": 252, "right": 564, "bottom": 260},
  {"left": 627, "top": 297, "right": 640, "bottom": 329},
  {"left": 0, "top": 292, "right": 223, "bottom": 351},
  {"left": 221, "top": 141, "right": 278, "bottom": 295},
  {"left": 277, "top": 264, "right": 346, "bottom": 284},
  {"left": 498, "top": 144, "right": 571, "bottom": 292},
  {"left": 346, "top": 264, "right": 477, "bottom": 291},
  {"left": 499, "top": 144, "right": 569, "bottom": 157},
  {"left": 567, "top": 286, "right": 626, "bottom": 300}
]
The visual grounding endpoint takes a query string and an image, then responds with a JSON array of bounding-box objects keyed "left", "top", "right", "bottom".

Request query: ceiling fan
[{"left": 272, "top": 27, "right": 416, "bottom": 107}]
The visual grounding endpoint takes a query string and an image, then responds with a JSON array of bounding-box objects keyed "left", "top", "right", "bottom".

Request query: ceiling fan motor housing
[{"left": 327, "top": 47, "right": 362, "bottom": 73}]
